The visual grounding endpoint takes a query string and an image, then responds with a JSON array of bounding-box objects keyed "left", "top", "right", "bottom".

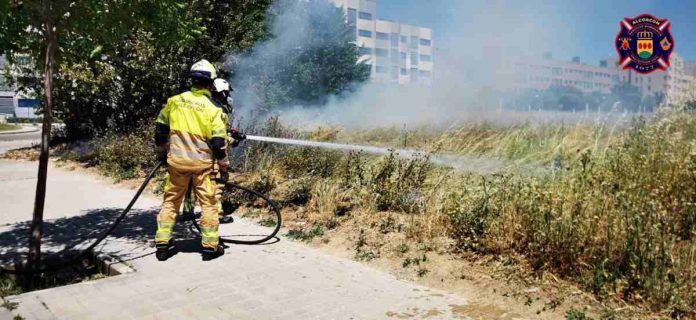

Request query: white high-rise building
[{"left": 331, "top": 0, "right": 434, "bottom": 85}]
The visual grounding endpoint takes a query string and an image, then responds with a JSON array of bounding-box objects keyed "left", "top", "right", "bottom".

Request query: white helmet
[
  {"left": 213, "top": 78, "right": 232, "bottom": 93},
  {"left": 190, "top": 59, "right": 217, "bottom": 80}
]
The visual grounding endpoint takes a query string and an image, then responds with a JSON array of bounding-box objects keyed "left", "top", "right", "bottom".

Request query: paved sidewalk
[
  {"left": 0, "top": 160, "right": 473, "bottom": 320},
  {"left": 0, "top": 128, "right": 40, "bottom": 155}
]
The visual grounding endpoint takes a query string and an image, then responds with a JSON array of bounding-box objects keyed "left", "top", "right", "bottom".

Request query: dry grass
[
  {"left": 73, "top": 110, "right": 695, "bottom": 318},
  {"left": 234, "top": 111, "right": 695, "bottom": 317},
  {"left": 0, "top": 123, "right": 21, "bottom": 132}
]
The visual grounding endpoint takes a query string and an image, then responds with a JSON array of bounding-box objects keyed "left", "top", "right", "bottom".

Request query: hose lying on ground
[
  {"left": 0, "top": 161, "right": 163, "bottom": 275},
  {"left": 189, "top": 182, "right": 282, "bottom": 245},
  {"left": 1, "top": 159, "right": 283, "bottom": 274}
]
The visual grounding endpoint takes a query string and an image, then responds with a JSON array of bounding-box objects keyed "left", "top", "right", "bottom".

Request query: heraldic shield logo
[{"left": 616, "top": 14, "right": 674, "bottom": 74}]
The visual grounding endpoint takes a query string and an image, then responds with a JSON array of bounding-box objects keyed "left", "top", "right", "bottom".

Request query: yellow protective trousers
[
  {"left": 164, "top": 173, "right": 225, "bottom": 216},
  {"left": 155, "top": 164, "right": 220, "bottom": 249}
]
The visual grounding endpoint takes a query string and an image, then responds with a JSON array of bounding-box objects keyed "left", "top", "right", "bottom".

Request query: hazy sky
[{"left": 378, "top": 0, "right": 696, "bottom": 65}]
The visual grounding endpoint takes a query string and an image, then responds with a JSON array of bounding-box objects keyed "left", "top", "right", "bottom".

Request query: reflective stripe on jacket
[{"left": 156, "top": 88, "right": 227, "bottom": 170}]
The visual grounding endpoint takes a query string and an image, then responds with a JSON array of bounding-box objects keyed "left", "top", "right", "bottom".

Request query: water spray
[{"left": 245, "top": 135, "right": 509, "bottom": 173}]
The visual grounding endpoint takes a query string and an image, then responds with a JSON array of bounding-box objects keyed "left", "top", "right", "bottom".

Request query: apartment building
[
  {"left": 331, "top": 0, "right": 434, "bottom": 85},
  {"left": 508, "top": 52, "right": 696, "bottom": 105},
  {"left": 506, "top": 54, "right": 617, "bottom": 94}
]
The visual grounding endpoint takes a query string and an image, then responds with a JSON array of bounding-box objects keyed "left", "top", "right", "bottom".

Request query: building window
[
  {"left": 400, "top": 36, "right": 407, "bottom": 43},
  {"left": 358, "top": 11, "right": 372, "bottom": 20},
  {"left": 419, "top": 55, "right": 431, "bottom": 62},
  {"left": 375, "top": 58, "right": 389, "bottom": 67},
  {"left": 390, "top": 49, "right": 399, "bottom": 62},
  {"left": 376, "top": 32, "right": 389, "bottom": 40},
  {"left": 419, "top": 39, "right": 431, "bottom": 46},
  {"left": 400, "top": 68, "right": 408, "bottom": 75},
  {"left": 347, "top": 8, "right": 357, "bottom": 25},
  {"left": 400, "top": 52, "right": 407, "bottom": 60},
  {"left": 390, "top": 33, "right": 399, "bottom": 47},
  {"left": 359, "top": 47, "right": 372, "bottom": 55},
  {"left": 375, "top": 48, "right": 389, "bottom": 57},
  {"left": 376, "top": 66, "right": 388, "bottom": 74},
  {"left": 391, "top": 66, "right": 399, "bottom": 79},
  {"left": 410, "top": 67, "right": 419, "bottom": 82},
  {"left": 410, "top": 52, "right": 418, "bottom": 65},
  {"left": 358, "top": 29, "right": 372, "bottom": 38},
  {"left": 409, "top": 36, "right": 419, "bottom": 49}
]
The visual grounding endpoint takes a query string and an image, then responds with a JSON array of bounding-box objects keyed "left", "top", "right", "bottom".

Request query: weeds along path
[{"left": 234, "top": 111, "right": 694, "bottom": 318}]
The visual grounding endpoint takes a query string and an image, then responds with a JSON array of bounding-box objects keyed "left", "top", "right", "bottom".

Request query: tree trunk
[{"left": 27, "top": 20, "right": 57, "bottom": 275}]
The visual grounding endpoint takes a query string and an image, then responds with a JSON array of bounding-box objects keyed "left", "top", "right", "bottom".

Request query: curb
[
  {"left": 0, "top": 126, "right": 40, "bottom": 135},
  {"left": 95, "top": 253, "right": 136, "bottom": 276}
]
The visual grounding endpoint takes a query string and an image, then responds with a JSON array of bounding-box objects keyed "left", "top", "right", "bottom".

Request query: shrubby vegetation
[
  {"left": 230, "top": 0, "right": 370, "bottom": 112},
  {"left": 230, "top": 109, "right": 692, "bottom": 315},
  {"left": 507, "top": 83, "right": 663, "bottom": 113},
  {"left": 69, "top": 102, "right": 694, "bottom": 316}
]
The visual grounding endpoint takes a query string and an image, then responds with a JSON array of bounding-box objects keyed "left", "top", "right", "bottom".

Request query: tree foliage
[
  {"left": 1, "top": 0, "right": 274, "bottom": 139},
  {"left": 509, "top": 82, "right": 662, "bottom": 113},
  {"left": 0, "top": 0, "right": 205, "bottom": 276},
  {"left": 230, "top": 0, "right": 371, "bottom": 112}
]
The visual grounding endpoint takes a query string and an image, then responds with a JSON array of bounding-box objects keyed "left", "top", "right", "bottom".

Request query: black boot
[
  {"left": 218, "top": 215, "right": 234, "bottom": 224},
  {"left": 156, "top": 240, "right": 174, "bottom": 261},
  {"left": 201, "top": 244, "right": 225, "bottom": 261}
]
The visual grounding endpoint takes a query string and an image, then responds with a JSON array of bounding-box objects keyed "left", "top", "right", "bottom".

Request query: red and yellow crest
[{"left": 615, "top": 14, "right": 674, "bottom": 74}]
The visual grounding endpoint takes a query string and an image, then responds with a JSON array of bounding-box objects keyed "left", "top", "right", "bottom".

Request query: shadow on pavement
[{"left": 0, "top": 208, "right": 199, "bottom": 265}]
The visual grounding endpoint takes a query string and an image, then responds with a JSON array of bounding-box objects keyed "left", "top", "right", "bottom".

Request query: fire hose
[
  {"left": 188, "top": 182, "right": 282, "bottom": 245},
  {"left": 1, "top": 157, "right": 282, "bottom": 275}
]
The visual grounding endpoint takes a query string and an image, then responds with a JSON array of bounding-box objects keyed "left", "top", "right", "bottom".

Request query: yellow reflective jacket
[{"left": 156, "top": 88, "right": 227, "bottom": 170}]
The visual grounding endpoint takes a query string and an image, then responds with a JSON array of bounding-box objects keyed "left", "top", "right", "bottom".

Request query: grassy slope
[{"left": 0, "top": 124, "right": 21, "bottom": 132}]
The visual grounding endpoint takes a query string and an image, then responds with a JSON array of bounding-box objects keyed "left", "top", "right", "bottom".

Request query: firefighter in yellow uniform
[
  {"left": 154, "top": 59, "right": 228, "bottom": 261},
  {"left": 210, "top": 78, "right": 246, "bottom": 223}
]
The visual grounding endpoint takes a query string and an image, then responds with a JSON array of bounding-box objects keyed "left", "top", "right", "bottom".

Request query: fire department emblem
[{"left": 615, "top": 14, "right": 674, "bottom": 74}]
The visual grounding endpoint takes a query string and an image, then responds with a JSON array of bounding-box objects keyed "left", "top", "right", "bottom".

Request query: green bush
[
  {"left": 283, "top": 178, "right": 314, "bottom": 205},
  {"left": 336, "top": 151, "right": 431, "bottom": 213},
  {"left": 90, "top": 124, "right": 156, "bottom": 180}
]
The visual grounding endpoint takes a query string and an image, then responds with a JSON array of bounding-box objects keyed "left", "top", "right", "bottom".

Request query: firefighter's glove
[
  {"left": 229, "top": 128, "right": 246, "bottom": 141},
  {"left": 155, "top": 145, "right": 168, "bottom": 164},
  {"left": 218, "top": 171, "right": 230, "bottom": 184},
  {"left": 217, "top": 159, "right": 230, "bottom": 174}
]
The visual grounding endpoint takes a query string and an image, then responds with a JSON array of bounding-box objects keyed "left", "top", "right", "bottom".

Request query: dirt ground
[{"left": 284, "top": 210, "right": 601, "bottom": 320}]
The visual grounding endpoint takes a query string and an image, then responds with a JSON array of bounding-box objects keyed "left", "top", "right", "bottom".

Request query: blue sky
[{"left": 377, "top": 0, "right": 696, "bottom": 64}]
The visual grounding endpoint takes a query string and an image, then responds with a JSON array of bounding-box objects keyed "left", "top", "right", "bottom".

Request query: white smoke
[{"left": 230, "top": 0, "right": 564, "bottom": 130}]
